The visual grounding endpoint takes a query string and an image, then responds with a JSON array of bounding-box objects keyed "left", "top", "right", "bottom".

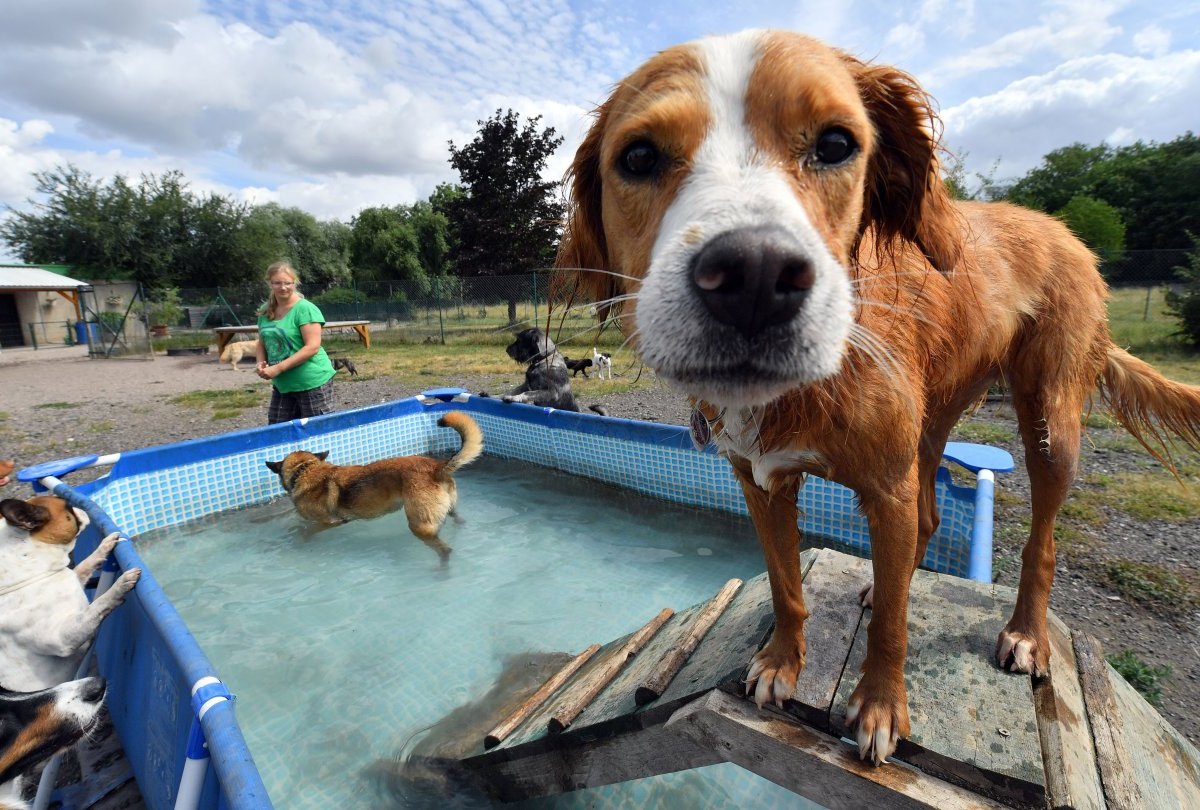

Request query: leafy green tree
[
  {"left": 446, "top": 109, "right": 563, "bottom": 323},
  {"left": 348, "top": 205, "right": 424, "bottom": 285},
  {"left": 1006, "top": 144, "right": 1112, "bottom": 214},
  {"left": 1165, "top": 231, "right": 1200, "bottom": 346},
  {"left": 241, "top": 203, "right": 351, "bottom": 287},
  {"left": 1055, "top": 195, "right": 1126, "bottom": 259}
]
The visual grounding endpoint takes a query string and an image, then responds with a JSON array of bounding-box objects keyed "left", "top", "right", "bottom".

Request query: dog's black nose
[
  {"left": 690, "top": 226, "right": 815, "bottom": 338},
  {"left": 80, "top": 676, "right": 106, "bottom": 702}
]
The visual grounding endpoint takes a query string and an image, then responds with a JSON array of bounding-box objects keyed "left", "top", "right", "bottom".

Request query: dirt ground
[{"left": 1, "top": 342, "right": 1196, "bottom": 744}]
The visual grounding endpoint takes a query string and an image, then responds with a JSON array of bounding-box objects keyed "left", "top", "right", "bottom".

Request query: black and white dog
[{"left": 480, "top": 329, "right": 607, "bottom": 415}]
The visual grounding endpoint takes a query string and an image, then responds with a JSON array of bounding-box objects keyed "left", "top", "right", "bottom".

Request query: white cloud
[
  {"left": 943, "top": 49, "right": 1200, "bottom": 180},
  {"left": 1133, "top": 24, "right": 1171, "bottom": 57}
]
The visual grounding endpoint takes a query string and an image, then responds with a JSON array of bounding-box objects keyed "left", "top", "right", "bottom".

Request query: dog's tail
[
  {"left": 588, "top": 404, "right": 608, "bottom": 417},
  {"left": 437, "top": 411, "right": 484, "bottom": 476},
  {"left": 1101, "top": 345, "right": 1200, "bottom": 471}
]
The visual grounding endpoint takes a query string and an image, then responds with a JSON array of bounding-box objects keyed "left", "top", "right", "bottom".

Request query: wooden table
[{"left": 213, "top": 320, "right": 370, "bottom": 353}]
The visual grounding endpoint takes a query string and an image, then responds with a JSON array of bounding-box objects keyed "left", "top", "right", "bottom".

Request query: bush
[{"left": 1165, "top": 232, "right": 1200, "bottom": 346}]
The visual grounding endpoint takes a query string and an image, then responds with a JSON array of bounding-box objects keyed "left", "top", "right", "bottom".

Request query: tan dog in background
[
  {"left": 265, "top": 411, "right": 483, "bottom": 559},
  {"left": 219, "top": 340, "right": 259, "bottom": 371},
  {"left": 559, "top": 29, "right": 1200, "bottom": 764}
]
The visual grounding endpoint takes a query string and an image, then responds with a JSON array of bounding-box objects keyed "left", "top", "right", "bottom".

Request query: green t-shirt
[{"left": 257, "top": 299, "right": 336, "bottom": 393}]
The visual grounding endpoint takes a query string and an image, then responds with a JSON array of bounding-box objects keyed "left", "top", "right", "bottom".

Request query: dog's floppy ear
[
  {"left": 314, "top": 451, "right": 330, "bottom": 461},
  {"left": 0, "top": 498, "right": 50, "bottom": 531},
  {"left": 556, "top": 102, "right": 621, "bottom": 318},
  {"left": 845, "top": 56, "right": 962, "bottom": 274},
  {"left": 265, "top": 460, "right": 283, "bottom": 474}
]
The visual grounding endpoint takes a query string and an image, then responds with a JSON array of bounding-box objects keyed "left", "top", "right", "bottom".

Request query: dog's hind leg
[
  {"left": 998, "top": 380, "right": 1086, "bottom": 676},
  {"left": 409, "top": 522, "right": 452, "bottom": 560}
]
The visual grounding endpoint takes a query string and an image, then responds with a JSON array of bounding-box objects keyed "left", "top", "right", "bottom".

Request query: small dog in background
[
  {"left": 563, "top": 356, "right": 593, "bottom": 378},
  {"left": 218, "top": 339, "right": 259, "bottom": 371},
  {"left": 265, "top": 411, "right": 483, "bottom": 559},
  {"left": 479, "top": 328, "right": 607, "bottom": 415},
  {"left": 0, "top": 677, "right": 108, "bottom": 807},
  {"left": 592, "top": 348, "right": 613, "bottom": 380},
  {"left": 332, "top": 357, "right": 359, "bottom": 376}
]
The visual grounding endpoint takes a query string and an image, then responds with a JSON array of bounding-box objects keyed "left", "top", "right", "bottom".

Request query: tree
[
  {"left": 446, "top": 109, "right": 564, "bottom": 324},
  {"left": 1055, "top": 195, "right": 1125, "bottom": 260},
  {"left": 240, "top": 203, "right": 351, "bottom": 287},
  {"left": 348, "top": 205, "right": 424, "bottom": 286},
  {"left": 1165, "top": 231, "right": 1200, "bottom": 346}
]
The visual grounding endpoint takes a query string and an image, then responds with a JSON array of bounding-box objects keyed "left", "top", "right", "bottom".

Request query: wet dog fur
[{"left": 264, "top": 411, "right": 483, "bottom": 559}]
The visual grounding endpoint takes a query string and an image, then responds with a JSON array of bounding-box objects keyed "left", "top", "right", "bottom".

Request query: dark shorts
[{"left": 267, "top": 379, "right": 335, "bottom": 424}]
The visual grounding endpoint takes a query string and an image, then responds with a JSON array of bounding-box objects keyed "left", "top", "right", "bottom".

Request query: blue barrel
[{"left": 74, "top": 321, "right": 102, "bottom": 345}]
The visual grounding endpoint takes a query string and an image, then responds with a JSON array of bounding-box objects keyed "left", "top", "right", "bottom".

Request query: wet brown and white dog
[
  {"left": 218, "top": 339, "right": 259, "bottom": 371},
  {"left": 265, "top": 411, "right": 483, "bottom": 559},
  {"left": 560, "top": 29, "right": 1200, "bottom": 764},
  {"left": 0, "top": 498, "right": 141, "bottom": 692},
  {"left": 0, "top": 677, "right": 107, "bottom": 810}
]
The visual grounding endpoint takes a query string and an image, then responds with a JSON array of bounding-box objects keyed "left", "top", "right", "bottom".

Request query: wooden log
[
  {"left": 1073, "top": 631, "right": 1144, "bottom": 810},
  {"left": 546, "top": 607, "right": 674, "bottom": 734},
  {"left": 635, "top": 578, "right": 743, "bottom": 705},
  {"left": 484, "top": 643, "right": 602, "bottom": 749}
]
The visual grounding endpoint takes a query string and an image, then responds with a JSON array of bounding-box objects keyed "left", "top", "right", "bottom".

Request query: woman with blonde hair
[{"left": 254, "top": 261, "right": 337, "bottom": 423}]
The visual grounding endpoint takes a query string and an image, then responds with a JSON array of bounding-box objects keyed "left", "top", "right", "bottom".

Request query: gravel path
[{"left": 2, "top": 344, "right": 1196, "bottom": 743}]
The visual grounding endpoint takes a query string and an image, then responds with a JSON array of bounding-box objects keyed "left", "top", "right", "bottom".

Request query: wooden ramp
[{"left": 433, "top": 548, "right": 1200, "bottom": 809}]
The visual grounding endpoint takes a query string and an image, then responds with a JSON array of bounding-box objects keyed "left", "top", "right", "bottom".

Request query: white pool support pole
[
  {"left": 31, "top": 507, "right": 125, "bottom": 810},
  {"left": 175, "top": 676, "right": 232, "bottom": 810}
]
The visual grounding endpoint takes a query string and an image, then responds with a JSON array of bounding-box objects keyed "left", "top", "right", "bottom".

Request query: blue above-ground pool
[{"left": 21, "top": 389, "right": 1013, "bottom": 809}]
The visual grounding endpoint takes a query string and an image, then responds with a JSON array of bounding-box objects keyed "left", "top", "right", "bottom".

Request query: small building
[{"left": 0, "top": 264, "right": 138, "bottom": 348}]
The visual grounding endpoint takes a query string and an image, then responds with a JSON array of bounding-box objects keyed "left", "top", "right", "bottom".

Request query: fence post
[
  {"left": 1144, "top": 286, "right": 1153, "bottom": 321},
  {"left": 532, "top": 273, "right": 539, "bottom": 332},
  {"left": 436, "top": 277, "right": 446, "bottom": 344}
]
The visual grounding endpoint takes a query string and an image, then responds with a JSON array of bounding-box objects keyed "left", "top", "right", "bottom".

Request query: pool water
[{"left": 135, "top": 456, "right": 820, "bottom": 809}]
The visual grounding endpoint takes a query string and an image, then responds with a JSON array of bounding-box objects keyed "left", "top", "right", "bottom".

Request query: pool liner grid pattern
[{"left": 93, "top": 404, "right": 979, "bottom": 578}]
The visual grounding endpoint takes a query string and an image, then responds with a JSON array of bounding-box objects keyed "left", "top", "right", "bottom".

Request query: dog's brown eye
[
  {"left": 814, "top": 128, "right": 857, "bottom": 166},
  {"left": 619, "top": 141, "right": 660, "bottom": 177}
]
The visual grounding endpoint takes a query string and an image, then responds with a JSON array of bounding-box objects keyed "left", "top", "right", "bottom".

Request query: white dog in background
[{"left": 592, "top": 347, "right": 613, "bottom": 380}]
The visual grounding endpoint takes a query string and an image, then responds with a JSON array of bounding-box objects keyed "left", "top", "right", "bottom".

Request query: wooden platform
[
  {"left": 427, "top": 548, "right": 1200, "bottom": 809},
  {"left": 212, "top": 320, "right": 370, "bottom": 353}
]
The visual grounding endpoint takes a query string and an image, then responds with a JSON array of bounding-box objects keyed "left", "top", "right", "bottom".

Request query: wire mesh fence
[{"left": 139, "top": 248, "right": 1196, "bottom": 350}]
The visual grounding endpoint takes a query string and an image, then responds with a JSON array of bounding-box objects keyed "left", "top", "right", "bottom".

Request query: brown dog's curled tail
[
  {"left": 1102, "top": 345, "right": 1200, "bottom": 471},
  {"left": 437, "top": 411, "right": 484, "bottom": 477}
]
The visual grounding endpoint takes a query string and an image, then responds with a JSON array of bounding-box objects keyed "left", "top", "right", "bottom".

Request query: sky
[{"left": 0, "top": 0, "right": 1197, "bottom": 259}]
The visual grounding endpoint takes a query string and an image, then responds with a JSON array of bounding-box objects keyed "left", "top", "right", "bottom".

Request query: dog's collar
[
  {"left": 0, "top": 567, "right": 63, "bottom": 598},
  {"left": 284, "top": 457, "right": 321, "bottom": 490}
]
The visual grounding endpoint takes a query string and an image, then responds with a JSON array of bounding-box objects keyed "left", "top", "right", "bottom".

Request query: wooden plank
[
  {"left": 1073, "top": 631, "right": 1145, "bottom": 809},
  {"left": 462, "top": 719, "right": 724, "bottom": 801},
  {"left": 655, "top": 549, "right": 818, "bottom": 709},
  {"left": 667, "top": 690, "right": 1012, "bottom": 810},
  {"left": 1033, "top": 611, "right": 1105, "bottom": 810},
  {"left": 831, "top": 569, "right": 1044, "bottom": 808},
  {"left": 636, "top": 578, "right": 743, "bottom": 705},
  {"left": 782, "top": 550, "right": 870, "bottom": 727},
  {"left": 547, "top": 607, "right": 673, "bottom": 733},
  {"left": 1104, "top": 649, "right": 1200, "bottom": 809},
  {"left": 485, "top": 643, "right": 601, "bottom": 749}
]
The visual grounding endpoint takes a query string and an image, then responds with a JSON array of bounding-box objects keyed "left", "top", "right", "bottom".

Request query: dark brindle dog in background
[
  {"left": 562, "top": 356, "right": 593, "bottom": 377},
  {"left": 479, "top": 328, "right": 607, "bottom": 415}
]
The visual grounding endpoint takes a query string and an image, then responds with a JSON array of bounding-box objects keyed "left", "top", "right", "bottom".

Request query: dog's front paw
[
  {"left": 112, "top": 568, "right": 142, "bottom": 597},
  {"left": 745, "top": 632, "right": 805, "bottom": 708},
  {"left": 476, "top": 391, "right": 490, "bottom": 398},
  {"left": 996, "top": 625, "right": 1050, "bottom": 676},
  {"left": 501, "top": 395, "right": 516, "bottom": 404},
  {"left": 96, "top": 532, "right": 121, "bottom": 557},
  {"left": 846, "top": 674, "right": 910, "bottom": 765}
]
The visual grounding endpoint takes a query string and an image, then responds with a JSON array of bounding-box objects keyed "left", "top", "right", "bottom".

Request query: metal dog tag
[{"left": 689, "top": 408, "right": 713, "bottom": 451}]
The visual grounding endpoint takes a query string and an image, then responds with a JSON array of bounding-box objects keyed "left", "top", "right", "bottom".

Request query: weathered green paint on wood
[
  {"left": 1104, "top": 650, "right": 1200, "bottom": 809},
  {"left": 831, "top": 568, "right": 1044, "bottom": 808},
  {"left": 1074, "top": 631, "right": 1143, "bottom": 809}
]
